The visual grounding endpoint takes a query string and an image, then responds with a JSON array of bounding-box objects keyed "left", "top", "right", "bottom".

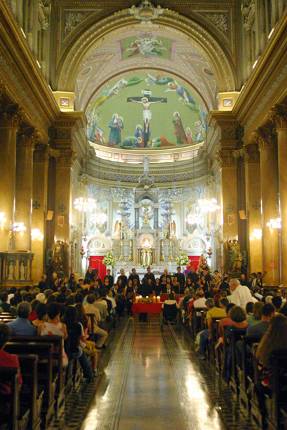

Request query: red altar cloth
[{"left": 132, "top": 303, "right": 163, "bottom": 314}]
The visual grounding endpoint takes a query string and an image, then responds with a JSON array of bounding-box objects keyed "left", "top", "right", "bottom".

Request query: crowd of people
[{"left": 1, "top": 263, "right": 287, "bottom": 425}]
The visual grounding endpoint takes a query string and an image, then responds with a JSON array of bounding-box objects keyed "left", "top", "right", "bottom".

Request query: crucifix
[
  {"left": 127, "top": 92, "right": 167, "bottom": 125},
  {"left": 127, "top": 91, "right": 167, "bottom": 146}
]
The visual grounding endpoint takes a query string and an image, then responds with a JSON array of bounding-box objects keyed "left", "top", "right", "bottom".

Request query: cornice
[
  {"left": 233, "top": 12, "right": 287, "bottom": 141},
  {"left": 0, "top": 1, "right": 59, "bottom": 141}
]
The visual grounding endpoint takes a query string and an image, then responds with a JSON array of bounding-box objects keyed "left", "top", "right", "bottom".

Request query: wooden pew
[
  {"left": 191, "top": 307, "right": 206, "bottom": 339},
  {"left": 4, "top": 342, "right": 55, "bottom": 429},
  {"left": 0, "top": 366, "right": 29, "bottom": 430},
  {"left": 18, "top": 354, "right": 43, "bottom": 430},
  {"left": 10, "top": 336, "right": 65, "bottom": 417},
  {"left": 223, "top": 326, "right": 246, "bottom": 392},
  {"left": 265, "top": 350, "right": 287, "bottom": 430}
]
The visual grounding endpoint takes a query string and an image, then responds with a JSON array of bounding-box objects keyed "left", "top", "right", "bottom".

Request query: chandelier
[
  {"left": 73, "top": 197, "right": 96, "bottom": 212},
  {"left": 198, "top": 198, "right": 220, "bottom": 213}
]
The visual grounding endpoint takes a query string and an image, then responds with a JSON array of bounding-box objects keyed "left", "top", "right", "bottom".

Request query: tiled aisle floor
[{"left": 80, "top": 319, "right": 256, "bottom": 430}]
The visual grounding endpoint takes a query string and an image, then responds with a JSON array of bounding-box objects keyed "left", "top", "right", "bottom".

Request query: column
[
  {"left": 14, "top": 127, "right": 35, "bottom": 250},
  {"left": 54, "top": 149, "right": 74, "bottom": 275},
  {"left": 218, "top": 148, "right": 238, "bottom": 241},
  {"left": 31, "top": 145, "right": 49, "bottom": 282},
  {"left": 271, "top": 104, "right": 287, "bottom": 284},
  {"left": 257, "top": 127, "right": 279, "bottom": 284},
  {"left": 0, "top": 108, "right": 19, "bottom": 251},
  {"left": 244, "top": 143, "right": 263, "bottom": 272}
]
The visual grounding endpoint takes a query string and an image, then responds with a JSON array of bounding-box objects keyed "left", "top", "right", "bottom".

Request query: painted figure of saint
[
  {"left": 108, "top": 114, "right": 124, "bottom": 145},
  {"left": 185, "top": 127, "right": 194, "bottom": 145},
  {"left": 173, "top": 112, "right": 187, "bottom": 146}
]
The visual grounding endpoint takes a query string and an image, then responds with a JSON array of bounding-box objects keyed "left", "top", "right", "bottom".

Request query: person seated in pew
[
  {"left": 32, "top": 303, "right": 47, "bottom": 332},
  {"left": 272, "top": 295, "right": 283, "bottom": 313},
  {"left": 7, "top": 302, "right": 37, "bottom": 336},
  {"left": 255, "top": 314, "right": 287, "bottom": 422},
  {"left": 0, "top": 291, "right": 15, "bottom": 315},
  {"left": 83, "top": 294, "right": 108, "bottom": 349},
  {"left": 246, "top": 303, "right": 275, "bottom": 339},
  {"left": 193, "top": 288, "right": 207, "bottom": 308},
  {"left": 218, "top": 305, "right": 248, "bottom": 340},
  {"left": 63, "top": 306, "right": 94, "bottom": 383},
  {"left": 247, "top": 301, "right": 263, "bottom": 326},
  {"left": 0, "top": 324, "right": 22, "bottom": 395},
  {"left": 39, "top": 303, "right": 68, "bottom": 366},
  {"left": 198, "top": 298, "right": 226, "bottom": 359}
]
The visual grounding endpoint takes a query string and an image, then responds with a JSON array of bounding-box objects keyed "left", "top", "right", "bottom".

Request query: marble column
[
  {"left": 31, "top": 145, "right": 49, "bottom": 282},
  {"left": 15, "top": 127, "right": 35, "bottom": 251},
  {"left": 257, "top": 127, "right": 280, "bottom": 284},
  {"left": 0, "top": 108, "right": 19, "bottom": 251},
  {"left": 244, "top": 143, "right": 262, "bottom": 272},
  {"left": 271, "top": 104, "right": 287, "bottom": 284}
]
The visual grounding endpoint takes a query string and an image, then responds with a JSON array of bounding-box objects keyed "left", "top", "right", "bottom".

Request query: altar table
[{"left": 132, "top": 303, "right": 163, "bottom": 314}]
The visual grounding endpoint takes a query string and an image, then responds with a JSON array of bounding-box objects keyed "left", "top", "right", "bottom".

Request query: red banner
[{"left": 89, "top": 256, "right": 106, "bottom": 281}]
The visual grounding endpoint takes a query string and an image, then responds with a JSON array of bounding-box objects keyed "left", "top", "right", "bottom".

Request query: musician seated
[{"left": 162, "top": 293, "right": 178, "bottom": 324}]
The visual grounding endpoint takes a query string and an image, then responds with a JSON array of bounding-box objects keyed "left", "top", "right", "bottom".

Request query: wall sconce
[
  {"left": 267, "top": 218, "right": 281, "bottom": 230},
  {"left": 12, "top": 222, "right": 26, "bottom": 233},
  {"left": 250, "top": 228, "right": 262, "bottom": 240},
  {"left": 31, "top": 228, "right": 44, "bottom": 241},
  {"left": 0, "top": 212, "right": 6, "bottom": 229}
]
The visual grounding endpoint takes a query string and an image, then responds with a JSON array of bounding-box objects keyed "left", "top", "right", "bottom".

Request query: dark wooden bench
[
  {"left": 4, "top": 342, "right": 55, "bottom": 429},
  {"left": 10, "top": 336, "right": 65, "bottom": 417},
  {"left": 191, "top": 307, "right": 206, "bottom": 339},
  {"left": 18, "top": 354, "right": 43, "bottom": 430},
  {"left": 0, "top": 366, "right": 29, "bottom": 430}
]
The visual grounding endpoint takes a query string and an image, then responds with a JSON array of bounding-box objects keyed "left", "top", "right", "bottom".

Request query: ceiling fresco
[
  {"left": 75, "top": 26, "right": 218, "bottom": 113},
  {"left": 86, "top": 69, "right": 207, "bottom": 150}
]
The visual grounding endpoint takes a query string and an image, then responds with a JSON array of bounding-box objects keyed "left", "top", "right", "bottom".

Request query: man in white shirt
[{"left": 228, "top": 278, "right": 257, "bottom": 308}]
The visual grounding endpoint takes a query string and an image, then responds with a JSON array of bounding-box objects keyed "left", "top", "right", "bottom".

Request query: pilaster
[
  {"left": 270, "top": 103, "right": 287, "bottom": 284},
  {"left": 255, "top": 125, "right": 280, "bottom": 284},
  {"left": 0, "top": 101, "right": 21, "bottom": 251},
  {"left": 244, "top": 143, "right": 262, "bottom": 272},
  {"left": 15, "top": 126, "right": 36, "bottom": 251}
]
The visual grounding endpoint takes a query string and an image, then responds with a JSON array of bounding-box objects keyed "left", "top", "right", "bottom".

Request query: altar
[{"left": 81, "top": 157, "right": 216, "bottom": 275}]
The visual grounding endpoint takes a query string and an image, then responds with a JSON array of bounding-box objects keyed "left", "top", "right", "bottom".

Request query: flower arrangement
[
  {"left": 103, "top": 251, "right": 116, "bottom": 267},
  {"left": 175, "top": 253, "right": 189, "bottom": 266}
]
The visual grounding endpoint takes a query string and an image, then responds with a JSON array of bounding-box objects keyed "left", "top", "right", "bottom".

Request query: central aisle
[{"left": 81, "top": 319, "right": 225, "bottom": 430}]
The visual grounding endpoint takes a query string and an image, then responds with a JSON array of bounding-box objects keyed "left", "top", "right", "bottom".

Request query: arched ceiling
[{"left": 75, "top": 25, "right": 218, "bottom": 111}]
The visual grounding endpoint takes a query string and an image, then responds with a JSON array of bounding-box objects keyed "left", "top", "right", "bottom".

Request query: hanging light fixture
[
  {"left": 198, "top": 198, "right": 220, "bottom": 214},
  {"left": 73, "top": 197, "right": 96, "bottom": 212}
]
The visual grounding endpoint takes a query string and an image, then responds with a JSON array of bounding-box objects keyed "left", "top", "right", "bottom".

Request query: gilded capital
[
  {"left": 17, "top": 126, "right": 37, "bottom": 148},
  {"left": 269, "top": 104, "right": 287, "bottom": 130},
  {"left": 57, "top": 149, "right": 77, "bottom": 168},
  {"left": 216, "top": 148, "right": 236, "bottom": 167},
  {"left": 243, "top": 143, "right": 260, "bottom": 163},
  {"left": 252, "top": 125, "right": 275, "bottom": 151}
]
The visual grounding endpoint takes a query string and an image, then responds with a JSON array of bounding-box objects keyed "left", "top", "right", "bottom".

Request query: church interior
[{"left": 0, "top": 0, "right": 287, "bottom": 429}]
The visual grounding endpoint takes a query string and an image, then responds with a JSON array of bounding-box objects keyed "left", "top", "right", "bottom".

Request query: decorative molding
[
  {"left": 129, "top": 1, "right": 164, "bottom": 24},
  {"left": 243, "top": 143, "right": 260, "bottom": 163},
  {"left": 63, "top": 10, "right": 93, "bottom": 38},
  {"left": 269, "top": 104, "right": 287, "bottom": 130},
  {"left": 216, "top": 148, "right": 236, "bottom": 167},
  {"left": 253, "top": 125, "right": 276, "bottom": 151},
  {"left": 199, "top": 12, "right": 229, "bottom": 35},
  {"left": 241, "top": 0, "right": 255, "bottom": 31}
]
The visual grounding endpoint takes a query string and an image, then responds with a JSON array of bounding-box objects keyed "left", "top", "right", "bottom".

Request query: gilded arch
[{"left": 56, "top": 8, "right": 236, "bottom": 94}]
